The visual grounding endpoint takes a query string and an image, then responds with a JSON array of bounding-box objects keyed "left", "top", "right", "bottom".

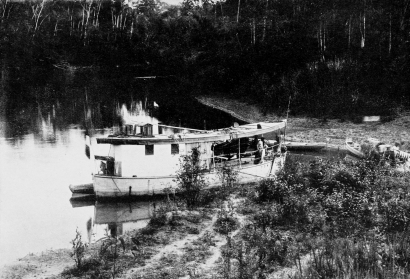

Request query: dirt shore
[{"left": 0, "top": 249, "right": 72, "bottom": 279}]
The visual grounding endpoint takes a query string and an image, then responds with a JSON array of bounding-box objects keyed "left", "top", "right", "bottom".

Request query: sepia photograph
[{"left": 1, "top": 0, "right": 410, "bottom": 278}]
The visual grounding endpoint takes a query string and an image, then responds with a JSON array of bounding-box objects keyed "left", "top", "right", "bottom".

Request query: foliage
[
  {"left": 70, "top": 228, "right": 88, "bottom": 269},
  {"left": 218, "top": 165, "right": 238, "bottom": 199},
  {"left": 175, "top": 147, "right": 208, "bottom": 208},
  {"left": 216, "top": 157, "right": 410, "bottom": 278},
  {"left": 220, "top": 227, "right": 293, "bottom": 278},
  {"left": 293, "top": 233, "right": 410, "bottom": 279},
  {"left": 214, "top": 205, "right": 239, "bottom": 235},
  {"left": 2, "top": 0, "right": 410, "bottom": 125}
]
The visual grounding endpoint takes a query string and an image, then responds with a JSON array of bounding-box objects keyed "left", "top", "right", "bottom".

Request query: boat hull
[
  {"left": 284, "top": 142, "right": 326, "bottom": 151},
  {"left": 345, "top": 143, "right": 365, "bottom": 159},
  {"left": 93, "top": 155, "right": 286, "bottom": 198}
]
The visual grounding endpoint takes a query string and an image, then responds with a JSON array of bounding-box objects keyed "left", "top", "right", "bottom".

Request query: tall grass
[
  {"left": 293, "top": 233, "right": 410, "bottom": 279},
  {"left": 220, "top": 157, "right": 410, "bottom": 279}
]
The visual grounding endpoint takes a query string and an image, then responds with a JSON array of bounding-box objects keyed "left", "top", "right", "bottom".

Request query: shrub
[
  {"left": 218, "top": 165, "right": 238, "bottom": 199},
  {"left": 379, "top": 195, "right": 410, "bottom": 233},
  {"left": 254, "top": 178, "right": 288, "bottom": 204},
  {"left": 175, "top": 147, "right": 208, "bottom": 209},
  {"left": 214, "top": 215, "right": 239, "bottom": 235},
  {"left": 214, "top": 207, "right": 240, "bottom": 235},
  {"left": 186, "top": 226, "right": 200, "bottom": 234},
  {"left": 185, "top": 214, "right": 201, "bottom": 224},
  {"left": 148, "top": 213, "right": 168, "bottom": 227},
  {"left": 70, "top": 229, "right": 88, "bottom": 269}
]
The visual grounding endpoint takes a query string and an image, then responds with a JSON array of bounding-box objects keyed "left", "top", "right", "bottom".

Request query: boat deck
[{"left": 208, "top": 145, "right": 282, "bottom": 170}]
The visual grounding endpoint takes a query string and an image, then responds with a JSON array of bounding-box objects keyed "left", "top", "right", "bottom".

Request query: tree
[
  {"left": 0, "top": 0, "right": 13, "bottom": 22},
  {"left": 30, "top": 0, "right": 49, "bottom": 37}
]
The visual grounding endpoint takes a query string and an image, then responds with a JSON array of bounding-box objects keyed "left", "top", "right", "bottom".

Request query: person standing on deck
[
  {"left": 262, "top": 137, "right": 269, "bottom": 156},
  {"left": 100, "top": 161, "right": 107, "bottom": 174},
  {"left": 257, "top": 138, "right": 265, "bottom": 163}
]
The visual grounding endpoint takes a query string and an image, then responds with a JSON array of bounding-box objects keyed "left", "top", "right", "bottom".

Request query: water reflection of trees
[
  {"left": 1, "top": 57, "right": 240, "bottom": 142},
  {"left": 0, "top": 64, "right": 210, "bottom": 141}
]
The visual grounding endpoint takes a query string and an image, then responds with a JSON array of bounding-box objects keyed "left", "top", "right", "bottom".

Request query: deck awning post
[
  {"left": 239, "top": 137, "right": 241, "bottom": 169},
  {"left": 212, "top": 143, "right": 216, "bottom": 172}
]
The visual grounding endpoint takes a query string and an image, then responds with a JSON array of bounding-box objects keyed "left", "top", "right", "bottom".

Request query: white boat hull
[
  {"left": 93, "top": 155, "right": 286, "bottom": 198},
  {"left": 345, "top": 141, "right": 365, "bottom": 159}
]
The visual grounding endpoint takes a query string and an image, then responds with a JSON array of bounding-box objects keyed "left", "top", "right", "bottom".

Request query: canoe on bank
[
  {"left": 345, "top": 138, "right": 410, "bottom": 167},
  {"left": 345, "top": 138, "right": 365, "bottom": 159}
]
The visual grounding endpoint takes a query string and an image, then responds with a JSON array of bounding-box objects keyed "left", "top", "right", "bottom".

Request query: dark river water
[{"left": 0, "top": 65, "right": 243, "bottom": 266}]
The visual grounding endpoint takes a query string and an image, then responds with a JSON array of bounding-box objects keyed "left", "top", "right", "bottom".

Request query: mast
[{"left": 283, "top": 95, "right": 292, "bottom": 142}]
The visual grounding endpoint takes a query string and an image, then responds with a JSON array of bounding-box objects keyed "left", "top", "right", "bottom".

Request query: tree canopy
[{"left": 1, "top": 0, "right": 409, "bottom": 117}]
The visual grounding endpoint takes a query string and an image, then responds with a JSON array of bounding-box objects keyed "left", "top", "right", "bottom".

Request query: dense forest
[{"left": 1, "top": 0, "right": 410, "bottom": 118}]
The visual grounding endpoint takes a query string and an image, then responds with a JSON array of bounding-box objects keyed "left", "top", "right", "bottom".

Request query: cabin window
[
  {"left": 171, "top": 144, "right": 179, "bottom": 155},
  {"left": 145, "top": 145, "right": 154, "bottom": 155},
  {"left": 143, "top": 124, "right": 153, "bottom": 136},
  {"left": 100, "top": 160, "right": 115, "bottom": 176},
  {"left": 158, "top": 125, "right": 163, "bottom": 135}
]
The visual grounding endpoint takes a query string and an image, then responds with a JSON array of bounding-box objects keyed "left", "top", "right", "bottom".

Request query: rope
[{"left": 111, "top": 176, "right": 122, "bottom": 193}]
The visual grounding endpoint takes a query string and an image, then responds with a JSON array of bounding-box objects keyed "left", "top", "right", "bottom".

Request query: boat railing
[
  {"left": 213, "top": 155, "right": 230, "bottom": 160},
  {"left": 158, "top": 124, "right": 208, "bottom": 133},
  {"left": 201, "top": 143, "right": 283, "bottom": 171}
]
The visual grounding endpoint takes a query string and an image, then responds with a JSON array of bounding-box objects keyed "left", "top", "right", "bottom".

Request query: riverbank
[
  {"left": 197, "top": 96, "right": 410, "bottom": 149},
  {"left": 0, "top": 249, "right": 72, "bottom": 279}
]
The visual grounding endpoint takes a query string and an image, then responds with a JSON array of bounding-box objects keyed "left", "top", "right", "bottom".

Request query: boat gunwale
[{"left": 93, "top": 158, "right": 279, "bottom": 180}]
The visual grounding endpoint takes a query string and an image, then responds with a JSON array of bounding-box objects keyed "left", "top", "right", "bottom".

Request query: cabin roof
[{"left": 96, "top": 121, "right": 286, "bottom": 145}]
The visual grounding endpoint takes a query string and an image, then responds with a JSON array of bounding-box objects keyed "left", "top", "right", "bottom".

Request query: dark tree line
[{"left": 1, "top": 0, "right": 409, "bottom": 118}]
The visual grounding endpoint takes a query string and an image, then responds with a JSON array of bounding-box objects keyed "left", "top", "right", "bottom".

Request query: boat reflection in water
[
  {"left": 70, "top": 199, "right": 156, "bottom": 239},
  {"left": 95, "top": 201, "right": 155, "bottom": 237}
]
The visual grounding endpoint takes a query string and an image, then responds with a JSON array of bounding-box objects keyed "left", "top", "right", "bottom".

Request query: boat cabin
[
  {"left": 93, "top": 121, "right": 286, "bottom": 178},
  {"left": 94, "top": 123, "right": 216, "bottom": 177}
]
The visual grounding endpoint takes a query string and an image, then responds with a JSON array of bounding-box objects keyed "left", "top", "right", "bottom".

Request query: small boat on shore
[
  {"left": 345, "top": 138, "right": 365, "bottom": 158},
  {"left": 284, "top": 141, "right": 326, "bottom": 152},
  {"left": 345, "top": 138, "right": 410, "bottom": 170},
  {"left": 69, "top": 183, "right": 94, "bottom": 194},
  {"left": 89, "top": 121, "right": 287, "bottom": 199}
]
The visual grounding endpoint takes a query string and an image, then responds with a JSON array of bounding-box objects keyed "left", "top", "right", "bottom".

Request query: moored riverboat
[{"left": 91, "top": 121, "right": 287, "bottom": 198}]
